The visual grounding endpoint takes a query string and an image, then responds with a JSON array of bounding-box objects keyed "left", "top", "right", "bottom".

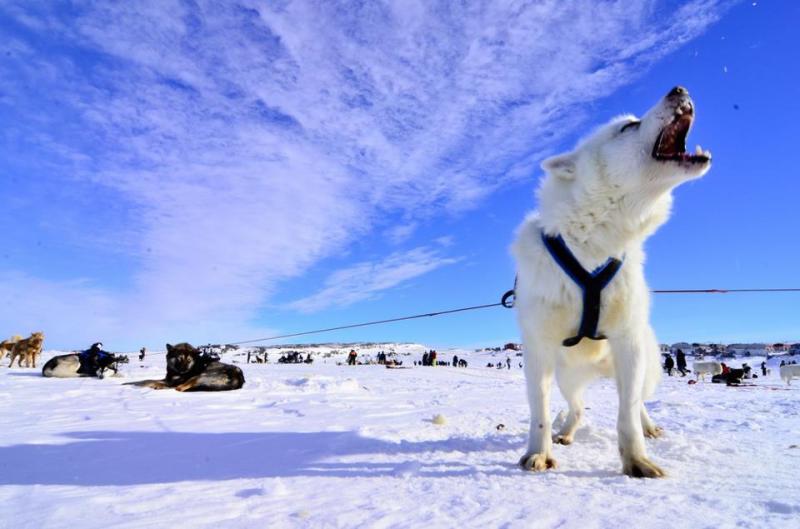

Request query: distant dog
[
  {"left": 8, "top": 332, "right": 45, "bottom": 368},
  {"left": 780, "top": 364, "right": 800, "bottom": 385},
  {"left": 692, "top": 361, "right": 722, "bottom": 382},
  {"left": 42, "top": 352, "right": 129, "bottom": 378},
  {"left": 126, "top": 343, "right": 244, "bottom": 392},
  {"left": 712, "top": 368, "right": 744, "bottom": 386},
  {"left": 0, "top": 335, "right": 22, "bottom": 363}
]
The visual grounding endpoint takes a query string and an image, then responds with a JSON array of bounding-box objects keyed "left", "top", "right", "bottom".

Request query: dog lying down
[
  {"left": 126, "top": 343, "right": 244, "bottom": 392},
  {"left": 43, "top": 351, "right": 129, "bottom": 378}
]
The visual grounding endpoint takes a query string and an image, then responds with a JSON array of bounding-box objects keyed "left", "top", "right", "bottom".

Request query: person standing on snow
[
  {"left": 676, "top": 349, "right": 687, "bottom": 376},
  {"left": 664, "top": 354, "right": 675, "bottom": 376}
]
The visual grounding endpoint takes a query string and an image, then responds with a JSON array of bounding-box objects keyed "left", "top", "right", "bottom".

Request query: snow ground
[{"left": 0, "top": 346, "right": 798, "bottom": 529}]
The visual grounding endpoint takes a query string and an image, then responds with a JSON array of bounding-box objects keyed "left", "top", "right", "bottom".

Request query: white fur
[
  {"left": 512, "top": 88, "right": 711, "bottom": 478},
  {"left": 42, "top": 354, "right": 82, "bottom": 378},
  {"left": 779, "top": 364, "right": 800, "bottom": 385},
  {"left": 692, "top": 360, "right": 722, "bottom": 382}
]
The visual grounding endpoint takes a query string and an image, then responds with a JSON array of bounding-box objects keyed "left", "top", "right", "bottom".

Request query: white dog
[
  {"left": 512, "top": 86, "right": 711, "bottom": 478},
  {"left": 780, "top": 364, "right": 800, "bottom": 385},
  {"left": 692, "top": 360, "right": 723, "bottom": 381}
]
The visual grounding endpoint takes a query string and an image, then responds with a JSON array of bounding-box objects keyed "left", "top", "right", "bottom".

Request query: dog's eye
[{"left": 619, "top": 121, "right": 640, "bottom": 133}]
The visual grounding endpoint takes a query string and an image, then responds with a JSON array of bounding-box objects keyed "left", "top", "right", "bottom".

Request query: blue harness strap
[{"left": 541, "top": 232, "right": 623, "bottom": 347}]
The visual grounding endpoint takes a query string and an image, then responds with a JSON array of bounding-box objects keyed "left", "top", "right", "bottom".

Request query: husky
[
  {"left": 512, "top": 87, "right": 711, "bottom": 478},
  {"left": 8, "top": 332, "right": 45, "bottom": 368},
  {"left": 126, "top": 343, "right": 244, "bottom": 392},
  {"left": 780, "top": 364, "right": 800, "bottom": 385},
  {"left": 42, "top": 351, "right": 129, "bottom": 378},
  {"left": 692, "top": 360, "right": 723, "bottom": 382},
  {"left": 0, "top": 335, "right": 22, "bottom": 363}
]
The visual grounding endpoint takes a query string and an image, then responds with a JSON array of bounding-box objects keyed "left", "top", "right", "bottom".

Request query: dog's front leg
[
  {"left": 610, "top": 333, "right": 665, "bottom": 478},
  {"left": 519, "top": 339, "right": 557, "bottom": 471},
  {"left": 175, "top": 375, "right": 202, "bottom": 392}
]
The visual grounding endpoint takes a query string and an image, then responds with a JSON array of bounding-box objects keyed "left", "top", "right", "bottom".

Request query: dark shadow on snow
[{"left": 0, "top": 430, "right": 525, "bottom": 486}]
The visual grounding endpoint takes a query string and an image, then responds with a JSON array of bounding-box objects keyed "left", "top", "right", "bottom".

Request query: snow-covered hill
[{"left": 1, "top": 346, "right": 797, "bottom": 528}]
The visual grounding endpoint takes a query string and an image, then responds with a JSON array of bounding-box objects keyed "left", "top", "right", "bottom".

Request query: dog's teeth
[
  {"left": 675, "top": 108, "right": 683, "bottom": 116},
  {"left": 695, "top": 145, "right": 703, "bottom": 155},
  {"left": 704, "top": 150, "right": 712, "bottom": 158}
]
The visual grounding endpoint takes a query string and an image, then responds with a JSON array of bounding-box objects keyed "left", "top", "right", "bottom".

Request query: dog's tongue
[{"left": 657, "top": 114, "right": 690, "bottom": 156}]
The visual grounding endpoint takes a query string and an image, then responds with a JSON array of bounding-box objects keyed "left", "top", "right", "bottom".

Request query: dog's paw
[
  {"left": 644, "top": 425, "right": 664, "bottom": 439},
  {"left": 519, "top": 453, "right": 558, "bottom": 472},
  {"left": 552, "top": 434, "right": 573, "bottom": 445},
  {"left": 622, "top": 456, "right": 665, "bottom": 478},
  {"left": 175, "top": 383, "right": 191, "bottom": 392}
]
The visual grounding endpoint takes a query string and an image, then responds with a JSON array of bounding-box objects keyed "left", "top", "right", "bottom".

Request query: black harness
[{"left": 541, "top": 232, "right": 623, "bottom": 347}]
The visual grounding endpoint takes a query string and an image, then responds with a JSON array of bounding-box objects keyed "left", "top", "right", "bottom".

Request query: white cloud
[
  {"left": 384, "top": 223, "right": 418, "bottom": 245},
  {"left": 288, "top": 247, "right": 460, "bottom": 313},
  {"left": 0, "top": 271, "right": 279, "bottom": 351},
  {"left": 0, "top": 0, "right": 732, "bottom": 346}
]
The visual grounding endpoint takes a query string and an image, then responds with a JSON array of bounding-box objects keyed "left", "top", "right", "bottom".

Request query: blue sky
[{"left": 1, "top": 1, "right": 797, "bottom": 351}]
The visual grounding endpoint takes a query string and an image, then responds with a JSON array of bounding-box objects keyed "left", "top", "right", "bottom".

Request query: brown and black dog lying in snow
[{"left": 126, "top": 343, "right": 244, "bottom": 392}]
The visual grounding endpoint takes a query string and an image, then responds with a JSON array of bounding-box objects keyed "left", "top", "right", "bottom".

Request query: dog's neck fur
[{"left": 537, "top": 175, "right": 673, "bottom": 266}]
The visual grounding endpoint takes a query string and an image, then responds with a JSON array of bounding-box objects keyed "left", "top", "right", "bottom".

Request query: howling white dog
[{"left": 512, "top": 86, "right": 712, "bottom": 478}]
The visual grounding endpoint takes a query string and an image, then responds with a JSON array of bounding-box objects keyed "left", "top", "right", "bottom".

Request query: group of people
[
  {"left": 278, "top": 351, "right": 313, "bottom": 364},
  {"left": 247, "top": 351, "right": 269, "bottom": 363},
  {"left": 487, "top": 357, "right": 521, "bottom": 369},
  {"left": 663, "top": 349, "right": 689, "bottom": 376},
  {"left": 451, "top": 355, "right": 468, "bottom": 368},
  {"left": 419, "top": 350, "right": 438, "bottom": 366},
  {"left": 664, "top": 348, "right": 793, "bottom": 385},
  {"left": 344, "top": 349, "right": 403, "bottom": 366}
]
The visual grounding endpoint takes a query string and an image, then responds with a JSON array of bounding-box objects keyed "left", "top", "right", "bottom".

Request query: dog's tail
[{"left": 124, "top": 379, "right": 170, "bottom": 389}]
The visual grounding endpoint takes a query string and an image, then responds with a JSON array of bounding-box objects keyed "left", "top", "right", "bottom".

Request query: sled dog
[
  {"left": 8, "top": 332, "right": 45, "bottom": 368},
  {"left": 127, "top": 343, "right": 244, "bottom": 392},
  {"left": 780, "top": 364, "right": 800, "bottom": 385},
  {"left": 42, "top": 352, "right": 129, "bottom": 378},
  {"left": 0, "top": 335, "right": 22, "bottom": 363},
  {"left": 513, "top": 87, "right": 711, "bottom": 478},
  {"left": 692, "top": 360, "right": 722, "bottom": 382}
]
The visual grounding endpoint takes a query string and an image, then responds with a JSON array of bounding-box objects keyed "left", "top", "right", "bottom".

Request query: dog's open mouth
[{"left": 652, "top": 101, "right": 711, "bottom": 164}]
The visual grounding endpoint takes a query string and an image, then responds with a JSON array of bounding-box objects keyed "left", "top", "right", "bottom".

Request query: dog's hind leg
[
  {"left": 641, "top": 331, "right": 664, "bottom": 439},
  {"left": 553, "top": 366, "right": 593, "bottom": 445},
  {"left": 641, "top": 405, "right": 663, "bottom": 439}
]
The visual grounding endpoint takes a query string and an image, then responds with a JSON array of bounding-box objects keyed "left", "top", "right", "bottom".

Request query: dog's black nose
[{"left": 668, "top": 86, "right": 688, "bottom": 97}]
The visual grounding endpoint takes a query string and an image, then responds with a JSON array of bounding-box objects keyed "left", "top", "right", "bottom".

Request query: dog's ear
[
  {"left": 542, "top": 152, "right": 577, "bottom": 181},
  {"left": 166, "top": 343, "right": 173, "bottom": 352}
]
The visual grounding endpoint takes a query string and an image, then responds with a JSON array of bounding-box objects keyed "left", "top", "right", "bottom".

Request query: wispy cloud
[
  {"left": 0, "top": 1, "right": 732, "bottom": 346},
  {"left": 384, "top": 223, "right": 419, "bottom": 245},
  {"left": 288, "top": 246, "right": 460, "bottom": 313}
]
